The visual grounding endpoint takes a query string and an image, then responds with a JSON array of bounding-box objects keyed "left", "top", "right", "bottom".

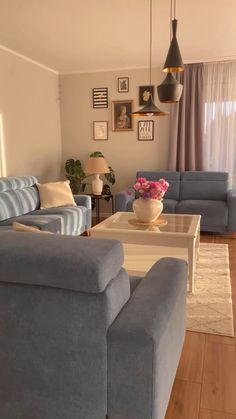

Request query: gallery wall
[
  {"left": 0, "top": 48, "right": 62, "bottom": 181},
  {"left": 59, "top": 67, "right": 170, "bottom": 193}
]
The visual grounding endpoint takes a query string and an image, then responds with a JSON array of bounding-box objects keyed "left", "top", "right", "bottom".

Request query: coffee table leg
[{"left": 188, "top": 239, "right": 195, "bottom": 293}]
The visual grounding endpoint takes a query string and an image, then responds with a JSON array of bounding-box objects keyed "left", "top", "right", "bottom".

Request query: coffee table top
[{"left": 91, "top": 211, "right": 201, "bottom": 238}]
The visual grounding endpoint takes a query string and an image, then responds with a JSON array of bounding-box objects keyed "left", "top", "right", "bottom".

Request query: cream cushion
[
  {"left": 12, "top": 222, "right": 52, "bottom": 234},
  {"left": 37, "top": 181, "right": 76, "bottom": 209}
]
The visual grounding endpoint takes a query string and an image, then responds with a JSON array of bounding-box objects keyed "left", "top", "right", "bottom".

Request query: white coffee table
[{"left": 89, "top": 212, "right": 201, "bottom": 293}]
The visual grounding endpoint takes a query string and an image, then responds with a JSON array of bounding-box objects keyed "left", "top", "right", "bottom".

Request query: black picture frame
[
  {"left": 93, "top": 88, "right": 108, "bottom": 108},
  {"left": 118, "top": 77, "right": 129, "bottom": 93},
  {"left": 138, "top": 120, "right": 154, "bottom": 141},
  {"left": 139, "top": 85, "right": 154, "bottom": 106}
]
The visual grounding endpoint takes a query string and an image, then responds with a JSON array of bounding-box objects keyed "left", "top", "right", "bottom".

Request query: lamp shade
[
  {"left": 157, "top": 72, "right": 183, "bottom": 103},
  {"left": 132, "top": 95, "right": 169, "bottom": 116},
  {"left": 163, "top": 19, "right": 184, "bottom": 73},
  {"left": 84, "top": 157, "right": 109, "bottom": 174}
]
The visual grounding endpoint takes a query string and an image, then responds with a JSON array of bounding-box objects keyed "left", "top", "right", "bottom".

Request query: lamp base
[{"left": 92, "top": 174, "right": 103, "bottom": 195}]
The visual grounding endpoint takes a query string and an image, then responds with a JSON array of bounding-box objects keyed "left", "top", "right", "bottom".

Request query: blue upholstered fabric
[
  {"left": 115, "top": 171, "right": 236, "bottom": 233},
  {"left": 0, "top": 176, "right": 91, "bottom": 235},
  {"left": 180, "top": 171, "right": 228, "bottom": 200},
  {"left": 0, "top": 231, "right": 187, "bottom": 419},
  {"left": 0, "top": 175, "right": 38, "bottom": 192}
]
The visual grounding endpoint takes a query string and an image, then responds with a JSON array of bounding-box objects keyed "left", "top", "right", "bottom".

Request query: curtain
[
  {"left": 168, "top": 63, "right": 204, "bottom": 171},
  {"left": 203, "top": 61, "right": 236, "bottom": 187}
]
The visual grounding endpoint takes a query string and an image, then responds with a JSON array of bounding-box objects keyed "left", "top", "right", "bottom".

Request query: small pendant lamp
[
  {"left": 163, "top": 0, "right": 184, "bottom": 73},
  {"left": 132, "top": 0, "right": 168, "bottom": 117},
  {"left": 157, "top": 0, "right": 184, "bottom": 103}
]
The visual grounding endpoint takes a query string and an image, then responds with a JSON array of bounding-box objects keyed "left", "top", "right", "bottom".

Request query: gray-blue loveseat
[
  {"left": 115, "top": 171, "right": 236, "bottom": 233},
  {"left": 0, "top": 230, "right": 188, "bottom": 419},
  {"left": 0, "top": 175, "right": 91, "bottom": 234}
]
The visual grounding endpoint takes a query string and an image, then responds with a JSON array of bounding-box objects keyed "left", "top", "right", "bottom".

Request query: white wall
[
  {"left": 59, "top": 67, "right": 170, "bottom": 192},
  {"left": 0, "top": 48, "right": 62, "bottom": 182}
]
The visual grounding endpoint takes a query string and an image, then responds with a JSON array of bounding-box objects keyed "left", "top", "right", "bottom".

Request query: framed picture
[
  {"left": 139, "top": 85, "right": 154, "bottom": 106},
  {"left": 93, "top": 88, "right": 108, "bottom": 108},
  {"left": 93, "top": 121, "right": 108, "bottom": 141},
  {"left": 112, "top": 100, "right": 133, "bottom": 131},
  {"left": 118, "top": 77, "right": 129, "bottom": 93},
  {"left": 138, "top": 120, "right": 154, "bottom": 141}
]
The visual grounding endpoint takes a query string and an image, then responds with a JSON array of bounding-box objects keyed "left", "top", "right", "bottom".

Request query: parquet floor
[{"left": 165, "top": 234, "right": 236, "bottom": 419}]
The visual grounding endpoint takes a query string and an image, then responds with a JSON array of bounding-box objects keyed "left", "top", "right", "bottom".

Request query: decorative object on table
[
  {"left": 118, "top": 77, "right": 129, "bottom": 93},
  {"left": 131, "top": 177, "right": 169, "bottom": 223},
  {"left": 157, "top": 0, "right": 184, "bottom": 103},
  {"left": 92, "top": 88, "right": 108, "bottom": 108},
  {"left": 138, "top": 120, "right": 154, "bottom": 141},
  {"left": 93, "top": 121, "right": 108, "bottom": 141},
  {"left": 132, "top": 0, "right": 168, "bottom": 117},
  {"left": 112, "top": 100, "right": 133, "bottom": 131},
  {"left": 65, "top": 152, "right": 115, "bottom": 194},
  {"left": 84, "top": 154, "right": 110, "bottom": 195},
  {"left": 139, "top": 85, "right": 154, "bottom": 106}
]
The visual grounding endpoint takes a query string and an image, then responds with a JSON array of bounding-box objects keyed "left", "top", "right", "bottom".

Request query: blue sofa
[
  {"left": 0, "top": 230, "right": 187, "bottom": 419},
  {"left": 0, "top": 176, "right": 91, "bottom": 234},
  {"left": 115, "top": 171, "right": 236, "bottom": 233}
]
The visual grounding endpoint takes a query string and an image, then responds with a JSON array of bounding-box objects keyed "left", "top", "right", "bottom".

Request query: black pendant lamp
[
  {"left": 157, "top": 0, "right": 183, "bottom": 103},
  {"left": 132, "top": 0, "right": 168, "bottom": 117},
  {"left": 163, "top": 0, "right": 184, "bottom": 73}
]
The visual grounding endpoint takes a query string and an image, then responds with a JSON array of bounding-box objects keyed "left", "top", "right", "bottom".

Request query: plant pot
[{"left": 133, "top": 198, "right": 163, "bottom": 223}]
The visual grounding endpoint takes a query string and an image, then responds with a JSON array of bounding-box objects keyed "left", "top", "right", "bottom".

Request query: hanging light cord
[
  {"left": 170, "top": 0, "right": 176, "bottom": 39},
  {"left": 149, "top": 0, "right": 152, "bottom": 84}
]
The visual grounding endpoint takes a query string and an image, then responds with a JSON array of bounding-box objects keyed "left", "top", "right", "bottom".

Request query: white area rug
[{"left": 187, "top": 243, "right": 234, "bottom": 337}]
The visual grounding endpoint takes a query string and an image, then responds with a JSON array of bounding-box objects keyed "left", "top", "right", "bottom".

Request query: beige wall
[
  {"left": 0, "top": 49, "right": 61, "bottom": 182},
  {"left": 59, "top": 68, "right": 170, "bottom": 193}
]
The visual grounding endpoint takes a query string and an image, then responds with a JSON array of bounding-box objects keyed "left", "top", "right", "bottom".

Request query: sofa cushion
[
  {"left": 176, "top": 200, "right": 228, "bottom": 227},
  {"left": 163, "top": 199, "right": 178, "bottom": 213},
  {"left": 0, "top": 176, "right": 38, "bottom": 192},
  {"left": 136, "top": 171, "right": 180, "bottom": 200},
  {"left": 37, "top": 181, "right": 76, "bottom": 209},
  {"left": 0, "top": 232, "right": 125, "bottom": 294},
  {"left": 32, "top": 206, "right": 87, "bottom": 235},
  {"left": 180, "top": 171, "right": 228, "bottom": 200},
  {"left": 0, "top": 214, "right": 62, "bottom": 233},
  {"left": 12, "top": 222, "right": 52, "bottom": 234}
]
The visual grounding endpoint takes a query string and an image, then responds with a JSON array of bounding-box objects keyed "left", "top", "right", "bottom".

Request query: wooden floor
[{"left": 165, "top": 233, "right": 236, "bottom": 419}]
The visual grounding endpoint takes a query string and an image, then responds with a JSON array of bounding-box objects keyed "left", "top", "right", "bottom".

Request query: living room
[{"left": 0, "top": 1, "right": 236, "bottom": 419}]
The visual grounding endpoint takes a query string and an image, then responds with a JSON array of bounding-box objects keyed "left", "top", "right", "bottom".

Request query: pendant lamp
[
  {"left": 132, "top": 0, "right": 168, "bottom": 117},
  {"left": 163, "top": 0, "right": 184, "bottom": 73},
  {"left": 157, "top": 0, "right": 183, "bottom": 103}
]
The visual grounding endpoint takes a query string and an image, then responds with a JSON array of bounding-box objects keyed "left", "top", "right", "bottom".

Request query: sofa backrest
[
  {"left": 180, "top": 171, "right": 228, "bottom": 200},
  {"left": 0, "top": 232, "right": 130, "bottom": 419},
  {"left": 136, "top": 171, "right": 180, "bottom": 200},
  {"left": 0, "top": 176, "right": 39, "bottom": 221}
]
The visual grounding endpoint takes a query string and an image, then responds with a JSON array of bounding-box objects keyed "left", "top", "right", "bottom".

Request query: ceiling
[{"left": 0, "top": 0, "right": 235, "bottom": 73}]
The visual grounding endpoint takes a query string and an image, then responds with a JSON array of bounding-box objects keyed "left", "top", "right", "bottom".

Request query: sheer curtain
[{"left": 203, "top": 61, "right": 236, "bottom": 187}]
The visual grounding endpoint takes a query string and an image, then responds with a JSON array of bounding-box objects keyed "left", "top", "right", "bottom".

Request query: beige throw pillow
[
  {"left": 37, "top": 180, "right": 76, "bottom": 209},
  {"left": 12, "top": 222, "right": 52, "bottom": 234}
]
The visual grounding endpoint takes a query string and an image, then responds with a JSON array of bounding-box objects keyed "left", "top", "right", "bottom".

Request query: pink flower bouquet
[{"left": 133, "top": 177, "right": 169, "bottom": 200}]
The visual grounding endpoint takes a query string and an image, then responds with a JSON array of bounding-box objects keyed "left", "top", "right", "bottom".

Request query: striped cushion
[
  {"left": 0, "top": 176, "right": 38, "bottom": 192},
  {"left": 0, "top": 191, "right": 22, "bottom": 221},
  {"left": 16, "top": 187, "right": 40, "bottom": 214}
]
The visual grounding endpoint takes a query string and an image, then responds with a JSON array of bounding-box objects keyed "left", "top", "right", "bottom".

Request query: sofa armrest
[
  {"left": 115, "top": 190, "right": 135, "bottom": 212},
  {"left": 73, "top": 194, "right": 91, "bottom": 209},
  {"left": 73, "top": 194, "right": 92, "bottom": 229},
  {"left": 108, "top": 257, "right": 188, "bottom": 419},
  {"left": 227, "top": 189, "right": 236, "bottom": 231}
]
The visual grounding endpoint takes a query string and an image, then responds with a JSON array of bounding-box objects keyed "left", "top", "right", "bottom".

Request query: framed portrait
[
  {"left": 139, "top": 85, "right": 154, "bottom": 106},
  {"left": 138, "top": 120, "right": 154, "bottom": 141},
  {"left": 112, "top": 100, "right": 133, "bottom": 131},
  {"left": 118, "top": 77, "right": 129, "bottom": 93},
  {"left": 93, "top": 121, "right": 108, "bottom": 141},
  {"left": 93, "top": 87, "right": 108, "bottom": 108}
]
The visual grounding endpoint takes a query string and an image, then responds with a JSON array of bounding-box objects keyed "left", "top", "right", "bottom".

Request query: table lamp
[{"left": 84, "top": 157, "right": 109, "bottom": 195}]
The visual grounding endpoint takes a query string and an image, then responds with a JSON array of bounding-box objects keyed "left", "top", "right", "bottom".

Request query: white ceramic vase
[{"left": 133, "top": 198, "right": 163, "bottom": 223}]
